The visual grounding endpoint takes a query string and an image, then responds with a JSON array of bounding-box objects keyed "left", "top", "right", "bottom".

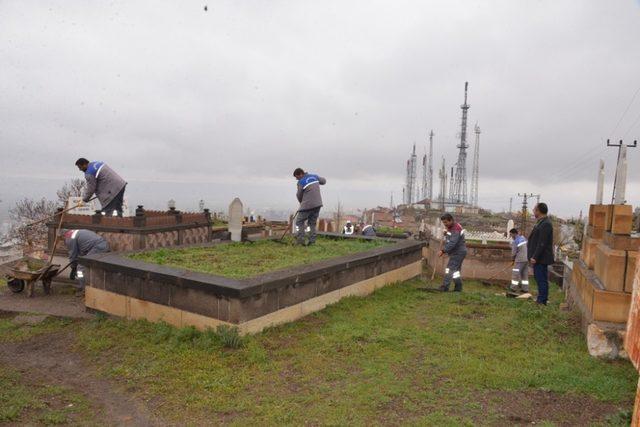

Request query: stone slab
[
  {"left": 611, "top": 205, "right": 633, "bottom": 235},
  {"left": 592, "top": 289, "right": 631, "bottom": 323},
  {"left": 580, "top": 236, "right": 601, "bottom": 269},
  {"left": 603, "top": 232, "right": 640, "bottom": 251},
  {"left": 83, "top": 260, "right": 422, "bottom": 335},
  {"left": 593, "top": 242, "right": 626, "bottom": 292},
  {"left": 586, "top": 225, "right": 604, "bottom": 240}
]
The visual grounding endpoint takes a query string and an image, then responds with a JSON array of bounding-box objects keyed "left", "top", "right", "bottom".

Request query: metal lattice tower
[
  {"left": 448, "top": 166, "right": 455, "bottom": 201},
  {"left": 420, "top": 153, "right": 426, "bottom": 200},
  {"left": 451, "top": 82, "right": 470, "bottom": 204},
  {"left": 428, "top": 130, "right": 434, "bottom": 200},
  {"left": 470, "top": 123, "right": 480, "bottom": 207},
  {"left": 406, "top": 143, "right": 418, "bottom": 204},
  {"left": 404, "top": 159, "right": 410, "bottom": 204},
  {"left": 438, "top": 157, "right": 447, "bottom": 208}
]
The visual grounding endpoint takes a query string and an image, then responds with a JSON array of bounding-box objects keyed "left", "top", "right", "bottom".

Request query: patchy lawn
[
  {"left": 0, "top": 279, "right": 636, "bottom": 425},
  {"left": 129, "top": 236, "right": 390, "bottom": 278}
]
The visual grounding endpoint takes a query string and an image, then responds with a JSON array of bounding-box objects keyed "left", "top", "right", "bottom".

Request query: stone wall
[
  {"left": 80, "top": 236, "right": 425, "bottom": 334},
  {"left": 424, "top": 236, "right": 512, "bottom": 281},
  {"left": 47, "top": 207, "right": 214, "bottom": 254}
]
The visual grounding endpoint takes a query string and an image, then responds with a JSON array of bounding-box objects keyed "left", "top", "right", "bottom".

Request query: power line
[{"left": 610, "top": 85, "right": 640, "bottom": 136}]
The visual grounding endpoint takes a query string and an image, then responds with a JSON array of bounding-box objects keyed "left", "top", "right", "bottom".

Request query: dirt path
[
  {"left": 0, "top": 330, "right": 162, "bottom": 426},
  {"left": 0, "top": 281, "right": 91, "bottom": 319}
]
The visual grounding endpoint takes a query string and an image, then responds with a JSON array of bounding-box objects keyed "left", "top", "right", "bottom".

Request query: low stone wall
[
  {"left": 79, "top": 237, "right": 425, "bottom": 334},
  {"left": 424, "top": 237, "right": 512, "bottom": 281},
  {"left": 48, "top": 208, "right": 214, "bottom": 253}
]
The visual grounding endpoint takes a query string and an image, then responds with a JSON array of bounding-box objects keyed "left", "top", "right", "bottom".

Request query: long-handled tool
[
  {"left": 30, "top": 205, "right": 68, "bottom": 293},
  {"left": 24, "top": 196, "right": 97, "bottom": 229},
  {"left": 430, "top": 240, "right": 444, "bottom": 282},
  {"left": 480, "top": 264, "right": 514, "bottom": 286},
  {"left": 277, "top": 211, "right": 299, "bottom": 243}
]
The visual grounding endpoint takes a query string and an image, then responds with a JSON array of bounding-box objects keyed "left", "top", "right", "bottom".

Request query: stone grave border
[{"left": 79, "top": 233, "right": 425, "bottom": 334}]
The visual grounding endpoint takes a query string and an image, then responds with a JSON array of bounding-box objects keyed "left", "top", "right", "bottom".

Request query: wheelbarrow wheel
[{"left": 7, "top": 278, "right": 25, "bottom": 293}]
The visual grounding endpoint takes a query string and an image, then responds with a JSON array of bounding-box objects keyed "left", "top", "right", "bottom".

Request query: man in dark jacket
[
  {"left": 76, "top": 158, "right": 127, "bottom": 216},
  {"left": 63, "top": 229, "right": 110, "bottom": 289},
  {"left": 293, "top": 168, "right": 326, "bottom": 246},
  {"left": 528, "top": 202, "right": 554, "bottom": 305},
  {"left": 438, "top": 213, "right": 467, "bottom": 292}
]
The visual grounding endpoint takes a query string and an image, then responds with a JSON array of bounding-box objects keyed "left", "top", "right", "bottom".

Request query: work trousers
[
  {"left": 510, "top": 262, "right": 529, "bottom": 292},
  {"left": 102, "top": 186, "right": 126, "bottom": 217},
  {"left": 442, "top": 254, "right": 465, "bottom": 291},
  {"left": 76, "top": 242, "right": 110, "bottom": 289},
  {"left": 295, "top": 207, "right": 321, "bottom": 244},
  {"left": 533, "top": 263, "right": 549, "bottom": 304}
]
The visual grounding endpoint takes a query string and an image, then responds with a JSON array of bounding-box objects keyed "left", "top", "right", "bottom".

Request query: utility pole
[
  {"left": 428, "top": 130, "right": 434, "bottom": 200},
  {"left": 517, "top": 193, "right": 536, "bottom": 235},
  {"left": 509, "top": 197, "right": 513, "bottom": 214},
  {"left": 470, "top": 124, "right": 481, "bottom": 207},
  {"left": 607, "top": 139, "right": 637, "bottom": 204}
]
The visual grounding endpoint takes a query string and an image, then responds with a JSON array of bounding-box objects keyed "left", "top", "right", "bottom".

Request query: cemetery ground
[{"left": 0, "top": 277, "right": 637, "bottom": 426}]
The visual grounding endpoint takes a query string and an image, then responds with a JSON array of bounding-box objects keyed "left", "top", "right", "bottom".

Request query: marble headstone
[{"left": 228, "top": 198, "right": 243, "bottom": 242}]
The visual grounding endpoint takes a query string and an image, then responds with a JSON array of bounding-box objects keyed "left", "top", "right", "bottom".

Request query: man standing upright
[
  {"left": 437, "top": 213, "right": 467, "bottom": 292},
  {"left": 528, "top": 202, "right": 554, "bottom": 305},
  {"left": 509, "top": 228, "right": 529, "bottom": 293},
  {"left": 293, "top": 168, "right": 326, "bottom": 246},
  {"left": 76, "top": 158, "right": 127, "bottom": 216}
]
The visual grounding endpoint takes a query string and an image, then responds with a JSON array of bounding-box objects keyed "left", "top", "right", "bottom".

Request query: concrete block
[
  {"left": 588, "top": 204, "right": 609, "bottom": 228},
  {"left": 627, "top": 251, "right": 638, "bottom": 294},
  {"left": 611, "top": 205, "right": 633, "bottom": 235},
  {"left": 581, "top": 236, "right": 601, "bottom": 269},
  {"left": 181, "top": 310, "right": 229, "bottom": 331},
  {"left": 594, "top": 243, "right": 626, "bottom": 292},
  {"left": 603, "top": 232, "right": 640, "bottom": 251},
  {"left": 170, "top": 286, "right": 219, "bottom": 318},
  {"left": 592, "top": 289, "right": 631, "bottom": 323},
  {"left": 129, "top": 297, "right": 182, "bottom": 327},
  {"left": 605, "top": 205, "right": 614, "bottom": 231},
  {"left": 586, "top": 225, "right": 604, "bottom": 239},
  {"left": 85, "top": 286, "right": 128, "bottom": 318}
]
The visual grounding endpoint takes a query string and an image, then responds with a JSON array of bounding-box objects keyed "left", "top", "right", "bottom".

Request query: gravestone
[
  {"left": 507, "top": 219, "right": 514, "bottom": 234},
  {"left": 228, "top": 198, "right": 243, "bottom": 242},
  {"left": 67, "top": 197, "right": 98, "bottom": 215}
]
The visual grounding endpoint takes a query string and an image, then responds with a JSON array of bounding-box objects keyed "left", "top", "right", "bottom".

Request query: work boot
[
  {"left": 437, "top": 285, "right": 449, "bottom": 292},
  {"left": 453, "top": 280, "right": 463, "bottom": 292}
]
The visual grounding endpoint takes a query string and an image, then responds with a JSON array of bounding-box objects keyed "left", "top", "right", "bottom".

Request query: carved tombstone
[{"left": 228, "top": 198, "right": 243, "bottom": 242}]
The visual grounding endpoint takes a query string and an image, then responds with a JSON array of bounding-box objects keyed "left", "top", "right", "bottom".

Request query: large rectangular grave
[{"left": 79, "top": 234, "right": 425, "bottom": 334}]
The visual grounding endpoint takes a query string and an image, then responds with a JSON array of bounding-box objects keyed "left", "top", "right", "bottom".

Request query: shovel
[{"left": 273, "top": 211, "right": 299, "bottom": 245}]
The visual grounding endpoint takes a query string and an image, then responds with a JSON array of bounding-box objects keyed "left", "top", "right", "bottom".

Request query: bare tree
[
  {"left": 56, "top": 178, "right": 86, "bottom": 206},
  {"left": 4, "top": 179, "right": 86, "bottom": 249},
  {"left": 7, "top": 197, "right": 57, "bottom": 249}
]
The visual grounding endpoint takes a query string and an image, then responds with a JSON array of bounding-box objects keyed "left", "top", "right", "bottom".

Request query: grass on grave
[
  {"left": 129, "top": 236, "right": 391, "bottom": 278},
  {"left": 73, "top": 279, "right": 636, "bottom": 425}
]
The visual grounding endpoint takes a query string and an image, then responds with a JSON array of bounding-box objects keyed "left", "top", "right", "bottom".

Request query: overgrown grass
[
  {"left": 0, "top": 316, "right": 74, "bottom": 343},
  {"left": 70, "top": 280, "right": 636, "bottom": 425},
  {"left": 129, "top": 236, "right": 390, "bottom": 278},
  {"left": 0, "top": 366, "right": 93, "bottom": 424},
  {"left": 376, "top": 226, "right": 407, "bottom": 236}
]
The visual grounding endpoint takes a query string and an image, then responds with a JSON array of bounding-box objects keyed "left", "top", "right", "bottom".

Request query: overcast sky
[{"left": 1, "top": 0, "right": 639, "bottom": 219}]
